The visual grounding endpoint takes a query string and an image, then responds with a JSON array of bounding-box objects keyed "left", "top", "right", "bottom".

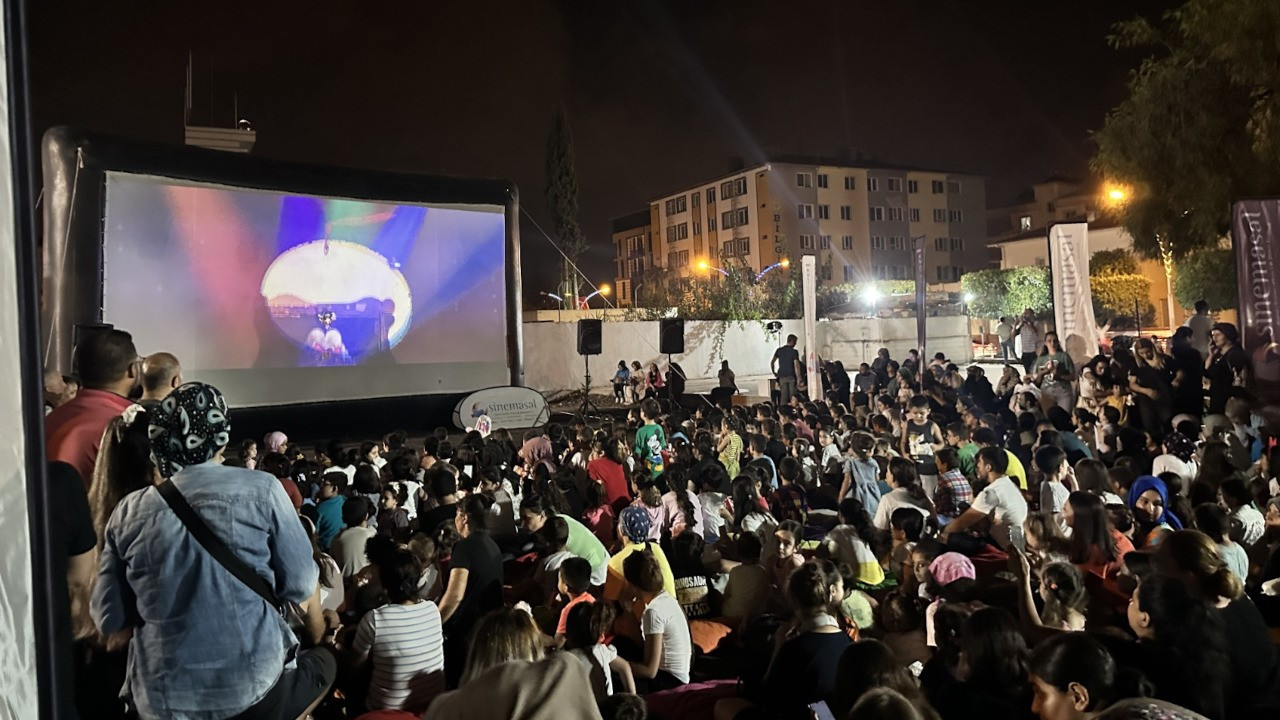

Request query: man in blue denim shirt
[{"left": 91, "top": 383, "right": 333, "bottom": 719}]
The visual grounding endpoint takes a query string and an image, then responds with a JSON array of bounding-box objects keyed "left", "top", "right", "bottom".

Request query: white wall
[{"left": 522, "top": 316, "right": 972, "bottom": 394}]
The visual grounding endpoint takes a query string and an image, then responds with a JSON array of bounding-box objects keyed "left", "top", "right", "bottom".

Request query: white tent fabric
[{"left": 0, "top": 6, "right": 39, "bottom": 717}]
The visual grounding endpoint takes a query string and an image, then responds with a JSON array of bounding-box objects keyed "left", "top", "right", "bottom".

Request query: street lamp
[
  {"left": 581, "top": 284, "right": 610, "bottom": 308},
  {"left": 1103, "top": 182, "right": 1131, "bottom": 208},
  {"left": 698, "top": 259, "right": 730, "bottom": 277},
  {"left": 539, "top": 291, "right": 565, "bottom": 321},
  {"left": 963, "top": 292, "right": 975, "bottom": 303},
  {"left": 756, "top": 257, "right": 791, "bottom": 281}
]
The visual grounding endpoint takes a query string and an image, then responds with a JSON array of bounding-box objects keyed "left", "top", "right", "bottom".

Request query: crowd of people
[{"left": 41, "top": 308, "right": 1280, "bottom": 720}]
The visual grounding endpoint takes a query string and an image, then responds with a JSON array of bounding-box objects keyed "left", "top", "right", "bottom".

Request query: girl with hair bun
[{"left": 347, "top": 547, "right": 445, "bottom": 713}]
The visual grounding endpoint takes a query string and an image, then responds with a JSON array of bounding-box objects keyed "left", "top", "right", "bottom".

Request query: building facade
[
  {"left": 618, "top": 159, "right": 987, "bottom": 298},
  {"left": 611, "top": 210, "right": 651, "bottom": 308}
]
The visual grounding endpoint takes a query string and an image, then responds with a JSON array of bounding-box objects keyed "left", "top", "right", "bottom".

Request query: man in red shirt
[{"left": 45, "top": 329, "right": 141, "bottom": 486}]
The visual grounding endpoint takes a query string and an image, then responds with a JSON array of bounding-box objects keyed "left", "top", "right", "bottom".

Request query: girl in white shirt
[{"left": 873, "top": 457, "right": 933, "bottom": 531}]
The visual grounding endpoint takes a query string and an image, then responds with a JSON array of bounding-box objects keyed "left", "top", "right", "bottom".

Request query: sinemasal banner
[
  {"left": 453, "top": 386, "right": 550, "bottom": 431},
  {"left": 1048, "top": 222, "right": 1098, "bottom": 367},
  {"left": 1231, "top": 200, "right": 1280, "bottom": 405}
]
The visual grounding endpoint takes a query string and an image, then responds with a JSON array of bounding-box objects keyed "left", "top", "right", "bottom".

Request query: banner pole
[{"left": 801, "top": 255, "right": 820, "bottom": 398}]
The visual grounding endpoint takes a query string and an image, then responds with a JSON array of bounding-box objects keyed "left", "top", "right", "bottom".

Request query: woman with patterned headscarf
[
  {"left": 1152, "top": 430, "right": 1199, "bottom": 485},
  {"left": 92, "top": 382, "right": 332, "bottom": 719},
  {"left": 603, "top": 506, "right": 676, "bottom": 609}
]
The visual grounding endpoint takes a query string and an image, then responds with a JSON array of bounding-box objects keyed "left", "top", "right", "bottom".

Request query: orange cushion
[{"left": 689, "top": 618, "right": 734, "bottom": 654}]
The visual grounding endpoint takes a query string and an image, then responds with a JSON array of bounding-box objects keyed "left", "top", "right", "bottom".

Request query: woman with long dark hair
[
  {"left": 1205, "top": 322, "right": 1248, "bottom": 415},
  {"left": 1129, "top": 338, "right": 1174, "bottom": 442},
  {"left": 926, "top": 607, "right": 1035, "bottom": 720},
  {"left": 873, "top": 457, "right": 933, "bottom": 531},
  {"left": 1064, "top": 491, "right": 1133, "bottom": 583},
  {"left": 1127, "top": 573, "right": 1230, "bottom": 719}
]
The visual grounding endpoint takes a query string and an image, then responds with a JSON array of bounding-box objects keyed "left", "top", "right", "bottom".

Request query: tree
[
  {"left": 1089, "top": 248, "right": 1139, "bottom": 276},
  {"left": 1092, "top": 0, "right": 1280, "bottom": 259},
  {"left": 1173, "top": 248, "right": 1237, "bottom": 310},
  {"left": 961, "top": 267, "right": 1052, "bottom": 320},
  {"left": 545, "top": 107, "right": 587, "bottom": 301},
  {"left": 1091, "top": 274, "right": 1155, "bottom": 330}
]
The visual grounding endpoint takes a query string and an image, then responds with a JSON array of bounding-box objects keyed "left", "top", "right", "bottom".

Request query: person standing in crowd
[
  {"left": 1016, "top": 308, "right": 1042, "bottom": 375},
  {"left": 91, "top": 382, "right": 333, "bottom": 719},
  {"left": 719, "top": 359, "right": 738, "bottom": 394},
  {"left": 46, "top": 328, "right": 142, "bottom": 487},
  {"left": 1205, "top": 322, "right": 1248, "bottom": 415},
  {"left": 996, "top": 316, "right": 1015, "bottom": 363},
  {"left": 137, "top": 352, "right": 182, "bottom": 411},
  {"left": 1186, "top": 299, "right": 1213, "bottom": 358},
  {"left": 772, "top": 334, "right": 801, "bottom": 406},
  {"left": 1169, "top": 326, "right": 1206, "bottom": 418}
]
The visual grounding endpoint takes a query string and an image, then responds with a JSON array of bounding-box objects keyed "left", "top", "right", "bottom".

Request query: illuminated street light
[
  {"left": 756, "top": 257, "right": 791, "bottom": 281},
  {"left": 582, "top": 284, "right": 610, "bottom": 306},
  {"left": 1103, "top": 183, "right": 1131, "bottom": 208},
  {"left": 963, "top": 292, "right": 975, "bottom": 303},
  {"left": 698, "top": 259, "right": 730, "bottom": 277},
  {"left": 860, "top": 286, "right": 882, "bottom": 304}
]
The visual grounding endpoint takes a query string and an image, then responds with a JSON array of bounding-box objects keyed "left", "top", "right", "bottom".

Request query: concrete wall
[{"left": 522, "top": 316, "right": 972, "bottom": 395}]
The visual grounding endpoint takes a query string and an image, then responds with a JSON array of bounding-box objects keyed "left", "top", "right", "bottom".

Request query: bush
[
  {"left": 961, "top": 267, "right": 1051, "bottom": 320},
  {"left": 1090, "top": 248, "right": 1139, "bottom": 276},
  {"left": 1091, "top": 273, "right": 1156, "bottom": 330}
]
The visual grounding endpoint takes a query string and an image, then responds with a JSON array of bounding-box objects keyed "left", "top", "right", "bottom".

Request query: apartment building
[
  {"left": 611, "top": 209, "right": 651, "bottom": 307},
  {"left": 622, "top": 158, "right": 987, "bottom": 297}
]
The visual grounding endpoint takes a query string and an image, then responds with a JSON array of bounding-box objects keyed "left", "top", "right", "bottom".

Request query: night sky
[{"left": 27, "top": 0, "right": 1177, "bottom": 297}]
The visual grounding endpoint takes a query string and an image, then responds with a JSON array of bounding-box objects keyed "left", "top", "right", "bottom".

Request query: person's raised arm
[{"left": 437, "top": 567, "right": 469, "bottom": 624}]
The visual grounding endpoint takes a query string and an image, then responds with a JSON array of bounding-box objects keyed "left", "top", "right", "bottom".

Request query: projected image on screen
[{"left": 101, "top": 173, "right": 510, "bottom": 406}]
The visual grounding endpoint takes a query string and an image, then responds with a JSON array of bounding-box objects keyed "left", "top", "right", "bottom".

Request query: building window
[
  {"left": 949, "top": 209, "right": 963, "bottom": 222},
  {"left": 667, "top": 250, "right": 690, "bottom": 268},
  {"left": 708, "top": 217, "right": 717, "bottom": 231},
  {"left": 871, "top": 235, "right": 886, "bottom": 250},
  {"left": 950, "top": 237, "right": 964, "bottom": 251},
  {"left": 691, "top": 193, "right": 700, "bottom": 208},
  {"left": 947, "top": 180, "right": 961, "bottom": 194},
  {"left": 721, "top": 207, "right": 749, "bottom": 229},
  {"left": 693, "top": 220, "right": 701, "bottom": 235},
  {"left": 796, "top": 173, "right": 812, "bottom": 188},
  {"left": 844, "top": 176, "right": 855, "bottom": 190},
  {"left": 819, "top": 235, "right": 831, "bottom": 249},
  {"left": 842, "top": 235, "right": 853, "bottom": 250},
  {"left": 721, "top": 177, "right": 747, "bottom": 198},
  {"left": 818, "top": 205, "right": 830, "bottom": 220},
  {"left": 889, "top": 236, "right": 907, "bottom": 250},
  {"left": 909, "top": 208, "right": 920, "bottom": 222},
  {"left": 722, "top": 239, "right": 750, "bottom": 257},
  {"left": 817, "top": 173, "right": 828, "bottom": 188},
  {"left": 843, "top": 265, "right": 856, "bottom": 282},
  {"left": 839, "top": 205, "right": 851, "bottom": 221},
  {"left": 800, "top": 234, "right": 815, "bottom": 249},
  {"left": 933, "top": 209, "right": 947, "bottom": 222},
  {"left": 934, "top": 265, "right": 962, "bottom": 282},
  {"left": 820, "top": 264, "right": 832, "bottom": 280},
  {"left": 707, "top": 187, "right": 716, "bottom": 203},
  {"left": 867, "top": 177, "right": 880, "bottom": 192},
  {"left": 935, "top": 237, "right": 947, "bottom": 251},
  {"left": 1019, "top": 215, "right": 1032, "bottom": 231},
  {"left": 874, "top": 264, "right": 909, "bottom": 280},
  {"left": 887, "top": 207, "right": 903, "bottom": 221},
  {"left": 931, "top": 180, "right": 945, "bottom": 194},
  {"left": 799, "top": 204, "right": 814, "bottom": 220},
  {"left": 908, "top": 180, "right": 918, "bottom": 194},
  {"left": 665, "top": 223, "right": 690, "bottom": 242},
  {"left": 870, "top": 206, "right": 884, "bottom": 221},
  {"left": 664, "top": 196, "right": 687, "bottom": 216},
  {"left": 888, "top": 178, "right": 903, "bottom": 192}
]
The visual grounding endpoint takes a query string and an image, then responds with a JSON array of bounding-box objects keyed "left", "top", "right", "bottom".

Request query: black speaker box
[
  {"left": 577, "top": 319, "right": 602, "bottom": 355},
  {"left": 659, "top": 318, "right": 685, "bottom": 355}
]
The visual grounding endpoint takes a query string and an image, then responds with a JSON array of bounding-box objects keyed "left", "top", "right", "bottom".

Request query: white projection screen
[{"left": 100, "top": 172, "right": 514, "bottom": 407}]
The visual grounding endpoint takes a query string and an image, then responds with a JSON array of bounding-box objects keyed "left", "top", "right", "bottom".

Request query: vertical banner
[
  {"left": 801, "top": 255, "right": 820, "bottom": 397},
  {"left": 912, "top": 235, "right": 926, "bottom": 355},
  {"left": 0, "top": 3, "right": 39, "bottom": 715},
  {"left": 1231, "top": 200, "right": 1280, "bottom": 406},
  {"left": 1048, "top": 222, "right": 1098, "bottom": 367}
]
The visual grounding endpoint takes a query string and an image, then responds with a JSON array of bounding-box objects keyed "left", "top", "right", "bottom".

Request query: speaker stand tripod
[{"left": 576, "top": 354, "right": 601, "bottom": 420}]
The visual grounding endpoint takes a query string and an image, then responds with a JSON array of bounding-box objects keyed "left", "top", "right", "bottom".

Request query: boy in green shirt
[
  {"left": 633, "top": 398, "right": 666, "bottom": 478},
  {"left": 946, "top": 421, "right": 979, "bottom": 480}
]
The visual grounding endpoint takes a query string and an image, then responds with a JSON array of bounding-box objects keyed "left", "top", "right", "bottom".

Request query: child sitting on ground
[
  {"left": 550, "top": 557, "right": 597, "bottom": 650},
  {"left": 721, "top": 532, "right": 770, "bottom": 625},
  {"left": 821, "top": 498, "right": 886, "bottom": 588},
  {"left": 564, "top": 600, "right": 636, "bottom": 700},
  {"left": 879, "top": 593, "right": 930, "bottom": 671},
  {"left": 532, "top": 516, "right": 575, "bottom": 607},
  {"left": 769, "top": 521, "right": 806, "bottom": 608},
  {"left": 582, "top": 481, "right": 616, "bottom": 550},
  {"left": 889, "top": 507, "right": 926, "bottom": 584}
]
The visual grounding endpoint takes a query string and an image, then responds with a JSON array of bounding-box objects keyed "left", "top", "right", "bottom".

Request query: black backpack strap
[{"left": 156, "top": 480, "right": 279, "bottom": 608}]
